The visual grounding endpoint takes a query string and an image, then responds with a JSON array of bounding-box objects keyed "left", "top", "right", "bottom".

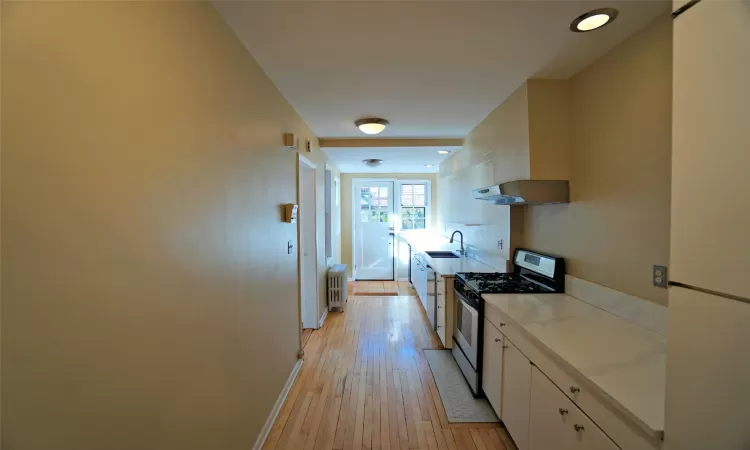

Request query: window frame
[{"left": 349, "top": 178, "right": 432, "bottom": 234}]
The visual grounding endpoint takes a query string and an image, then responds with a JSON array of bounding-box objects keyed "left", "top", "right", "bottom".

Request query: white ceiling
[
  {"left": 214, "top": 0, "right": 669, "bottom": 171},
  {"left": 322, "top": 146, "right": 462, "bottom": 174}
]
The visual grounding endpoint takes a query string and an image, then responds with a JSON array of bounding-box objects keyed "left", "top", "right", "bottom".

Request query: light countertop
[
  {"left": 396, "top": 232, "right": 502, "bottom": 277},
  {"left": 483, "top": 293, "right": 666, "bottom": 437}
]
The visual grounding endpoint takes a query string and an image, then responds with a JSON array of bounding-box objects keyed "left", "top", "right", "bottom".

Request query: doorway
[
  {"left": 298, "top": 155, "right": 319, "bottom": 330},
  {"left": 353, "top": 180, "right": 395, "bottom": 280}
]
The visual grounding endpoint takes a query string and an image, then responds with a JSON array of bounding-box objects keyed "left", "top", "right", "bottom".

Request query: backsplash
[
  {"left": 439, "top": 223, "right": 510, "bottom": 272},
  {"left": 566, "top": 275, "right": 668, "bottom": 336}
]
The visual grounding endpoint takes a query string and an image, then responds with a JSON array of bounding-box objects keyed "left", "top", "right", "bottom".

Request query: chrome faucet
[{"left": 450, "top": 230, "right": 465, "bottom": 256}]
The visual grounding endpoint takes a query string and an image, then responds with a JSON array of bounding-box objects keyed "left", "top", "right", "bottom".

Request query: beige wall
[
  {"left": 341, "top": 173, "right": 436, "bottom": 278},
  {"left": 436, "top": 83, "right": 530, "bottom": 264},
  {"left": 523, "top": 15, "right": 672, "bottom": 305},
  {"left": 527, "top": 79, "right": 571, "bottom": 181},
  {"left": 1, "top": 3, "right": 338, "bottom": 449}
]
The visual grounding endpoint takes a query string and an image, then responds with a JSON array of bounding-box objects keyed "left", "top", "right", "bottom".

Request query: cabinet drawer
[
  {"left": 530, "top": 366, "right": 620, "bottom": 450},
  {"left": 529, "top": 342, "right": 659, "bottom": 450}
]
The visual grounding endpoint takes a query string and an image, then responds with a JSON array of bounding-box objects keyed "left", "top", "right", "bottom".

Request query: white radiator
[{"left": 327, "top": 264, "right": 348, "bottom": 311}]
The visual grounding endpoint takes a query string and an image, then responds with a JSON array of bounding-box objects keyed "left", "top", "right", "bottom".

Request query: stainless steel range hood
[{"left": 472, "top": 180, "right": 569, "bottom": 205}]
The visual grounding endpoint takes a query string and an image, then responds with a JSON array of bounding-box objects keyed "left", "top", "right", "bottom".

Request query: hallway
[{"left": 264, "top": 293, "right": 515, "bottom": 450}]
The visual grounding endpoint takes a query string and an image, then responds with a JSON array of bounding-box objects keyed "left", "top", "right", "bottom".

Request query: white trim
[
  {"left": 297, "top": 156, "right": 320, "bottom": 330},
  {"left": 318, "top": 308, "right": 328, "bottom": 329},
  {"left": 397, "top": 277, "right": 410, "bottom": 282},
  {"left": 298, "top": 153, "right": 316, "bottom": 169},
  {"left": 252, "top": 358, "right": 304, "bottom": 450}
]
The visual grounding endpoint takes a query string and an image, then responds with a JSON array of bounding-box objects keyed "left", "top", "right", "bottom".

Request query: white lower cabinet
[
  {"left": 482, "top": 318, "right": 504, "bottom": 417},
  {"left": 530, "top": 366, "right": 620, "bottom": 450},
  {"left": 502, "top": 339, "right": 532, "bottom": 450}
]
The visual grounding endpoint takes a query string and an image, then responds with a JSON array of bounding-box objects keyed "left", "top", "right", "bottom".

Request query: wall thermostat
[{"left": 284, "top": 203, "right": 298, "bottom": 223}]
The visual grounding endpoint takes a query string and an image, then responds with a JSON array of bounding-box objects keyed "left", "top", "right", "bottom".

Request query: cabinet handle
[
  {"left": 499, "top": 322, "right": 506, "bottom": 327},
  {"left": 494, "top": 338, "right": 501, "bottom": 343},
  {"left": 569, "top": 386, "right": 580, "bottom": 394},
  {"left": 558, "top": 408, "right": 568, "bottom": 416},
  {"left": 573, "top": 424, "right": 585, "bottom": 432},
  {"left": 502, "top": 344, "right": 509, "bottom": 349}
]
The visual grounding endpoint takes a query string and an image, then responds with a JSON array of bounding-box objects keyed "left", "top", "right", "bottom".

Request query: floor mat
[
  {"left": 351, "top": 292, "right": 400, "bottom": 296},
  {"left": 424, "top": 349, "right": 499, "bottom": 423}
]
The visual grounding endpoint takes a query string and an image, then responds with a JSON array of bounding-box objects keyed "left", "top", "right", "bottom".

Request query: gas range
[
  {"left": 451, "top": 249, "right": 565, "bottom": 397},
  {"left": 454, "top": 250, "right": 566, "bottom": 308},
  {"left": 457, "top": 272, "right": 555, "bottom": 294}
]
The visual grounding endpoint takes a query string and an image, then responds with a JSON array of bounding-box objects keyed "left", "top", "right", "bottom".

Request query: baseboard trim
[
  {"left": 318, "top": 308, "right": 329, "bottom": 329},
  {"left": 253, "top": 358, "right": 304, "bottom": 450}
]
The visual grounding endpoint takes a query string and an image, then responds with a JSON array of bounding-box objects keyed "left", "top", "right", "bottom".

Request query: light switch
[{"left": 288, "top": 240, "right": 294, "bottom": 254}]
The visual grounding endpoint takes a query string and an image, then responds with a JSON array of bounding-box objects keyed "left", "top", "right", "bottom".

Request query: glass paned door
[{"left": 354, "top": 181, "right": 395, "bottom": 280}]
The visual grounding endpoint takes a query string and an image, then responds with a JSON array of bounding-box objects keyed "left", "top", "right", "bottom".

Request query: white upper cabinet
[{"left": 671, "top": 0, "right": 750, "bottom": 298}]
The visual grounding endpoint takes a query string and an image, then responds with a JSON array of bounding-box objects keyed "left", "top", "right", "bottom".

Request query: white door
[
  {"left": 299, "top": 159, "right": 318, "bottom": 329},
  {"left": 354, "top": 181, "right": 394, "bottom": 280}
]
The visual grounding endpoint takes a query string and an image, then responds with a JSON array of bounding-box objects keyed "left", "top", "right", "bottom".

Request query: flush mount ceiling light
[
  {"left": 355, "top": 118, "right": 389, "bottom": 135},
  {"left": 363, "top": 159, "right": 384, "bottom": 167},
  {"left": 437, "top": 150, "right": 451, "bottom": 155},
  {"left": 570, "top": 8, "right": 618, "bottom": 32},
  {"left": 424, "top": 164, "right": 435, "bottom": 168}
]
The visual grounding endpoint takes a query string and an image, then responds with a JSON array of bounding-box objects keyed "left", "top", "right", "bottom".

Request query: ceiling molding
[{"left": 319, "top": 138, "right": 463, "bottom": 149}]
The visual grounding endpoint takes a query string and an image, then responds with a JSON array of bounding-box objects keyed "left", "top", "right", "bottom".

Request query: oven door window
[{"left": 456, "top": 300, "right": 473, "bottom": 347}]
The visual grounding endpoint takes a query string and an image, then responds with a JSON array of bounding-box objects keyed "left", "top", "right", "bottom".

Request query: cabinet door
[
  {"left": 502, "top": 339, "right": 532, "bottom": 450},
  {"left": 671, "top": 0, "right": 750, "bottom": 298},
  {"left": 482, "top": 319, "right": 504, "bottom": 418},
  {"left": 529, "top": 366, "right": 575, "bottom": 450}
]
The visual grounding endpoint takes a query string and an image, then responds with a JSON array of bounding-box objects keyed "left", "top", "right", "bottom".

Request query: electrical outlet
[{"left": 653, "top": 265, "right": 668, "bottom": 288}]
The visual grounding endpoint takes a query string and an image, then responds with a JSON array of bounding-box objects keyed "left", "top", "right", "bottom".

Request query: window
[
  {"left": 360, "top": 186, "right": 389, "bottom": 223},
  {"left": 325, "top": 167, "right": 332, "bottom": 260},
  {"left": 400, "top": 183, "right": 427, "bottom": 230}
]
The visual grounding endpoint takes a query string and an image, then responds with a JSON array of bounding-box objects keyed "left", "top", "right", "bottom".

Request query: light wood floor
[{"left": 264, "top": 291, "right": 517, "bottom": 450}]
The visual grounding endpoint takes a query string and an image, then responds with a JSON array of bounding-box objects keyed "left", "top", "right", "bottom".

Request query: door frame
[
  {"left": 350, "top": 178, "right": 432, "bottom": 280},
  {"left": 298, "top": 154, "right": 320, "bottom": 331}
]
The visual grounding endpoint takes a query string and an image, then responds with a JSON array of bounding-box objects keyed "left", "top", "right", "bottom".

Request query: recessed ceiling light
[
  {"left": 363, "top": 159, "right": 383, "bottom": 167},
  {"left": 570, "top": 8, "right": 618, "bottom": 32},
  {"left": 424, "top": 164, "right": 435, "bottom": 168},
  {"left": 355, "top": 118, "right": 389, "bottom": 135},
  {"left": 437, "top": 150, "right": 451, "bottom": 155}
]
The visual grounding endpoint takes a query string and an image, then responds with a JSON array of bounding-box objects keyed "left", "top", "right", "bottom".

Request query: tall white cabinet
[
  {"left": 665, "top": 1, "right": 750, "bottom": 449},
  {"left": 669, "top": 0, "right": 750, "bottom": 299}
]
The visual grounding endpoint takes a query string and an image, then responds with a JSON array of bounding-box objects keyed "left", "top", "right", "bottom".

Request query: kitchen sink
[{"left": 425, "top": 251, "right": 460, "bottom": 259}]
